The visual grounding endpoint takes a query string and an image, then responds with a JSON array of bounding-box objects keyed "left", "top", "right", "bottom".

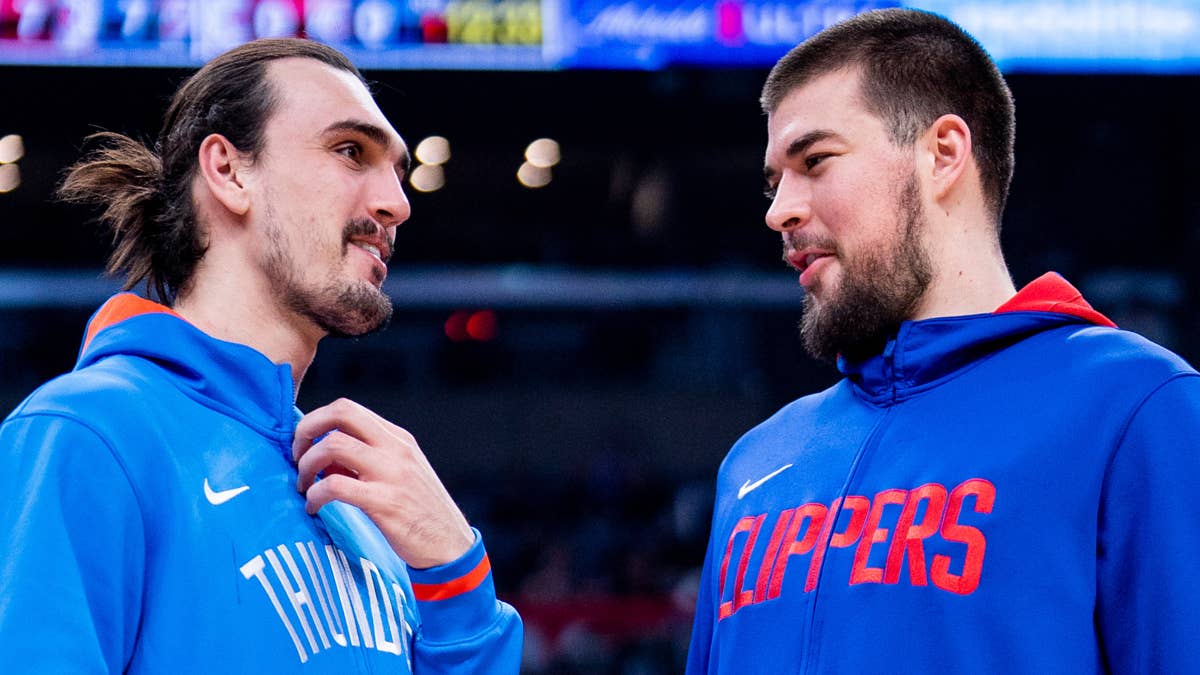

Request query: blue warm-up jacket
[
  {"left": 687, "top": 273, "right": 1200, "bottom": 674},
  {"left": 0, "top": 294, "right": 523, "bottom": 673}
]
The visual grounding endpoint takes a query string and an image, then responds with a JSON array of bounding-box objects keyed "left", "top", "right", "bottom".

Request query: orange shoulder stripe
[{"left": 411, "top": 554, "right": 492, "bottom": 602}]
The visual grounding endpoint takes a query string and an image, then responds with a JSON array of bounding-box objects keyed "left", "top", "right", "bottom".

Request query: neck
[
  {"left": 172, "top": 264, "right": 322, "bottom": 399},
  {"left": 909, "top": 219, "right": 1016, "bottom": 321}
]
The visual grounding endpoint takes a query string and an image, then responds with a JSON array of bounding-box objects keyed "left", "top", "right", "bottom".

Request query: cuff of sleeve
[{"left": 408, "top": 528, "right": 501, "bottom": 642}]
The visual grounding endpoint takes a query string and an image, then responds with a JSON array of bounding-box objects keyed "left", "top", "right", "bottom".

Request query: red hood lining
[{"left": 994, "top": 272, "right": 1115, "bottom": 328}]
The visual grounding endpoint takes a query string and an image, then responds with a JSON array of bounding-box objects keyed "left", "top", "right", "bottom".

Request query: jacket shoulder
[
  {"left": 7, "top": 355, "right": 168, "bottom": 430},
  {"left": 1052, "top": 325, "right": 1195, "bottom": 381}
]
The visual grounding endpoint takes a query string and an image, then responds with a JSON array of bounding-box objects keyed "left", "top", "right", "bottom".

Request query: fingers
[
  {"left": 292, "top": 396, "right": 400, "bottom": 458},
  {"left": 303, "top": 473, "right": 371, "bottom": 515},
  {"left": 292, "top": 397, "right": 473, "bottom": 566},
  {"left": 296, "top": 430, "right": 372, "bottom": 493}
]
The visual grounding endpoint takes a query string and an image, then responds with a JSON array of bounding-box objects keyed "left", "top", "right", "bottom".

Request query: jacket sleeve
[
  {"left": 1096, "top": 373, "right": 1200, "bottom": 673},
  {"left": 0, "top": 412, "right": 146, "bottom": 673},
  {"left": 406, "top": 529, "right": 523, "bottom": 673},
  {"left": 685, "top": 506, "right": 720, "bottom": 674}
]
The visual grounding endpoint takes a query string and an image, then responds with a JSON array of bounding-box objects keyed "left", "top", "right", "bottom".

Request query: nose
[
  {"left": 765, "top": 171, "right": 810, "bottom": 233},
  {"left": 368, "top": 169, "right": 412, "bottom": 230}
]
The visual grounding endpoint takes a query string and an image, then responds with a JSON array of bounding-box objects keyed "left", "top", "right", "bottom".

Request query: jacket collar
[
  {"left": 839, "top": 273, "right": 1114, "bottom": 403},
  {"left": 77, "top": 293, "right": 298, "bottom": 443}
]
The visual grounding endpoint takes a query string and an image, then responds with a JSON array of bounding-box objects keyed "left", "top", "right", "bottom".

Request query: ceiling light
[
  {"left": 517, "top": 162, "right": 551, "bottom": 189},
  {"left": 524, "top": 138, "right": 560, "bottom": 168},
  {"left": 0, "top": 135, "right": 24, "bottom": 165},
  {"left": 410, "top": 163, "right": 445, "bottom": 192},
  {"left": 414, "top": 136, "right": 451, "bottom": 166},
  {"left": 0, "top": 164, "right": 20, "bottom": 193}
]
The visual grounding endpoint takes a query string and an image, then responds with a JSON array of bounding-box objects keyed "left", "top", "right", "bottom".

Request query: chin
[
  {"left": 296, "top": 281, "right": 394, "bottom": 338},
  {"left": 335, "top": 287, "right": 393, "bottom": 337}
]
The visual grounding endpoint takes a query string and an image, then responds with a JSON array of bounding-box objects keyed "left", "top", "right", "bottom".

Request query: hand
[{"left": 292, "top": 398, "right": 474, "bottom": 569}]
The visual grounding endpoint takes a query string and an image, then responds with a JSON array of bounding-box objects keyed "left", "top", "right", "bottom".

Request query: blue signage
[{"left": 2, "top": 0, "right": 1199, "bottom": 72}]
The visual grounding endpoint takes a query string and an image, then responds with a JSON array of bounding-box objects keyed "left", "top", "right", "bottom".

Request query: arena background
[{"left": 2, "top": 2, "right": 1199, "bottom": 672}]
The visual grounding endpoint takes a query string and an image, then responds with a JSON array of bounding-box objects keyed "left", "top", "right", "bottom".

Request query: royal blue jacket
[
  {"left": 687, "top": 273, "right": 1200, "bottom": 674},
  {"left": 0, "top": 294, "right": 523, "bottom": 673}
]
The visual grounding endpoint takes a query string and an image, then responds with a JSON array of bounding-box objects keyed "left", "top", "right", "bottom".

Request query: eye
[
  {"left": 336, "top": 143, "right": 363, "bottom": 162},
  {"left": 763, "top": 184, "right": 778, "bottom": 201},
  {"left": 804, "top": 153, "right": 830, "bottom": 171}
]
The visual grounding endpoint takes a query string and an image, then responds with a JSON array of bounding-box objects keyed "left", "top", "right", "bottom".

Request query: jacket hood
[
  {"left": 76, "top": 293, "right": 298, "bottom": 443},
  {"left": 839, "top": 272, "right": 1116, "bottom": 403}
]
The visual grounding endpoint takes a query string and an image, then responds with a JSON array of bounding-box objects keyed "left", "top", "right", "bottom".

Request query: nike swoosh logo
[
  {"left": 204, "top": 478, "right": 250, "bottom": 505},
  {"left": 738, "top": 463, "right": 794, "bottom": 500}
]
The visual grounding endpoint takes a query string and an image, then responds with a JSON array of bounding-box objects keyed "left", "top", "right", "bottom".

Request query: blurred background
[{"left": 2, "top": 1, "right": 1199, "bottom": 672}]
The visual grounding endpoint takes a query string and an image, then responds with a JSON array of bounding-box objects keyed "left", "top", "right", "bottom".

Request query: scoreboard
[
  {"left": 1, "top": 0, "right": 1199, "bottom": 72},
  {"left": 0, "top": 0, "right": 546, "bottom": 68}
]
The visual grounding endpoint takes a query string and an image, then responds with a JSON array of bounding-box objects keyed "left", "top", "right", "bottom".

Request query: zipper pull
[{"left": 882, "top": 338, "right": 899, "bottom": 401}]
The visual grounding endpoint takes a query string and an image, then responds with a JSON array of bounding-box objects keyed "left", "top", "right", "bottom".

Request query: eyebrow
[
  {"left": 763, "top": 129, "right": 840, "bottom": 182},
  {"left": 322, "top": 119, "right": 412, "bottom": 175}
]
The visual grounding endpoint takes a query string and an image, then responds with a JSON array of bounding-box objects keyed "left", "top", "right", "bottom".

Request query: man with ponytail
[{"left": 0, "top": 39, "right": 521, "bottom": 672}]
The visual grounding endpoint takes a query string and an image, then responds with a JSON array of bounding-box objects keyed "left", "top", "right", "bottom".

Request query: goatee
[
  {"left": 797, "top": 174, "right": 932, "bottom": 362},
  {"left": 266, "top": 218, "right": 394, "bottom": 337}
]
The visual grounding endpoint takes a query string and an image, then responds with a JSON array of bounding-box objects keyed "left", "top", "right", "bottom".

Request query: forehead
[
  {"left": 765, "top": 68, "right": 881, "bottom": 152},
  {"left": 263, "top": 57, "right": 404, "bottom": 150}
]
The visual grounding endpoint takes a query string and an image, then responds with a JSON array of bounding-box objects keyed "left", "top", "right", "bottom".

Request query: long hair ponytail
[{"left": 57, "top": 131, "right": 179, "bottom": 302}]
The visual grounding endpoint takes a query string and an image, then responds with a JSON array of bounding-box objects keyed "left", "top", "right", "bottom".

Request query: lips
[
  {"left": 785, "top": 247, "right": 836, "bottom": 288},
  {"left": 786, "top": 248, "right": 834, "bottom": 273},
  {"left": 348, "top": 235, "right": 392, "bottom": 264},
  {"left": 351, "top": 241, "right": 384, "bottom": 261},
  {"left": 346, "top": 229, "right": 392, "bottom": 286}
]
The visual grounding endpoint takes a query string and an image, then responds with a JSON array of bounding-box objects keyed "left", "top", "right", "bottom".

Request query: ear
[
  {"left": 922, "top": 114, "right": 972, "bottom": 201},
  {"left": 196, "top": 133, "right": 251, "bottom": 216}
]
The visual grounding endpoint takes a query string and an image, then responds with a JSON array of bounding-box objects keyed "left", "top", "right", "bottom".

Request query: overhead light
[
  {"left": 517, "top": 161, "right": 551, "bottom": 189},
  {"left": 414, "top": 136, "right": 451, "bottom": 166},
  {"left": 524, "top": 138, "right": 560, "bottom": 168},
  {"left": 410, "top": 163, "right": 445, "bottom": 192},
  {"left": 0, "top": 135, "right": 24, "bottom": 165},
  {"left": 0, "top": 164, "right": 20, "bottom": 193}
]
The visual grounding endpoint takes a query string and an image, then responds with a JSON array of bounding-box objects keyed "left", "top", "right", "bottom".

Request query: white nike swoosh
[
  {"left": 738, "top": 463, "right": 794, "bottom": 500},
  {"left": 204, "top": 478, "right": 250, "bottom": 505}
]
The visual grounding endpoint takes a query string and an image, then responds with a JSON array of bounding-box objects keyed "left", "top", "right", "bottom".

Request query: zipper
[
  {"left": 883, "top": 335, "right": 900, "bottom": 403},
  {"left": 798, "top": 406, "right": 895, "bottom": 675},
  {"left": 279, "top": 437, "right": 381, "bottom": 675}
]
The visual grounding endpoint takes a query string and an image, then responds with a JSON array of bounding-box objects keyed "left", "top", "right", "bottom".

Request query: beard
[
  {"left": 265, "top": 217, "right": 394, "bottom": 338},
  {"left": 795, "top": 173, "right": 933, "bottom": 362}
]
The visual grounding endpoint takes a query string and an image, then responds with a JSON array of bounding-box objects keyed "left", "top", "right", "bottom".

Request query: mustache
[{"left": 782, "top": 233, "right": 838, "bottom": 261}]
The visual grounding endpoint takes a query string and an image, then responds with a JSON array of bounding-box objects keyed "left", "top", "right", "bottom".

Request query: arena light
[
  {"left": 0, "top": 134, "right": 24, "bottom": 165},
  {"left": 465, "top": 310, "right": 498, "bottom": 342},
  {"left": 0, "top": 164, "right": 20, "bottom": 193},
  {"left": 410, "top": 163, "right": 445, "bottom": 193},
  {"left": 414, "top": 136, "right": 451, "bottom": 166},
  {"left": 444, "top": 310, "right": 470, "bottom": 342},
  {"left": 524, "top": 138, "right": 560, "bottom": 169},
  {"left": 517, "top": 161, "right": 551, "bottom": 189},
  {"left": 443, "top": 310, "right": 498, "bottom": 342}
]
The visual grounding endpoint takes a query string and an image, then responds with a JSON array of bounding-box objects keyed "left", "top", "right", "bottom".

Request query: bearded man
[
  {"left": 0, "top": 39, "right": 521, "bottom": 673},
  {"left": 687, "top": 9, "right": 1200, "bottom": 673}
]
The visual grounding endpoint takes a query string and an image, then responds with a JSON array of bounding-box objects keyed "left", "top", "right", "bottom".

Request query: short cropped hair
[
  {"left": 58, "top": 38, "right": 366, "bottom": 303},
  {"left": 762, "top": 9, "right": 1015, "bottom": 224}
]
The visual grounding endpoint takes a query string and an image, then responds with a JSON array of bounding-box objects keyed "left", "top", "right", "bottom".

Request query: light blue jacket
[{"left": 0, "top": 293, "right": 522, "bottom": 673}]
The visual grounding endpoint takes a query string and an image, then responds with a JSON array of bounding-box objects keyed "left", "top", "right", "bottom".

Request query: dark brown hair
[
  {"left": 58, "top": 38, "right": 366, "bottom": 303},
  {"left": 762, "top": 9, "right": 1015, "bottom": 224}
]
